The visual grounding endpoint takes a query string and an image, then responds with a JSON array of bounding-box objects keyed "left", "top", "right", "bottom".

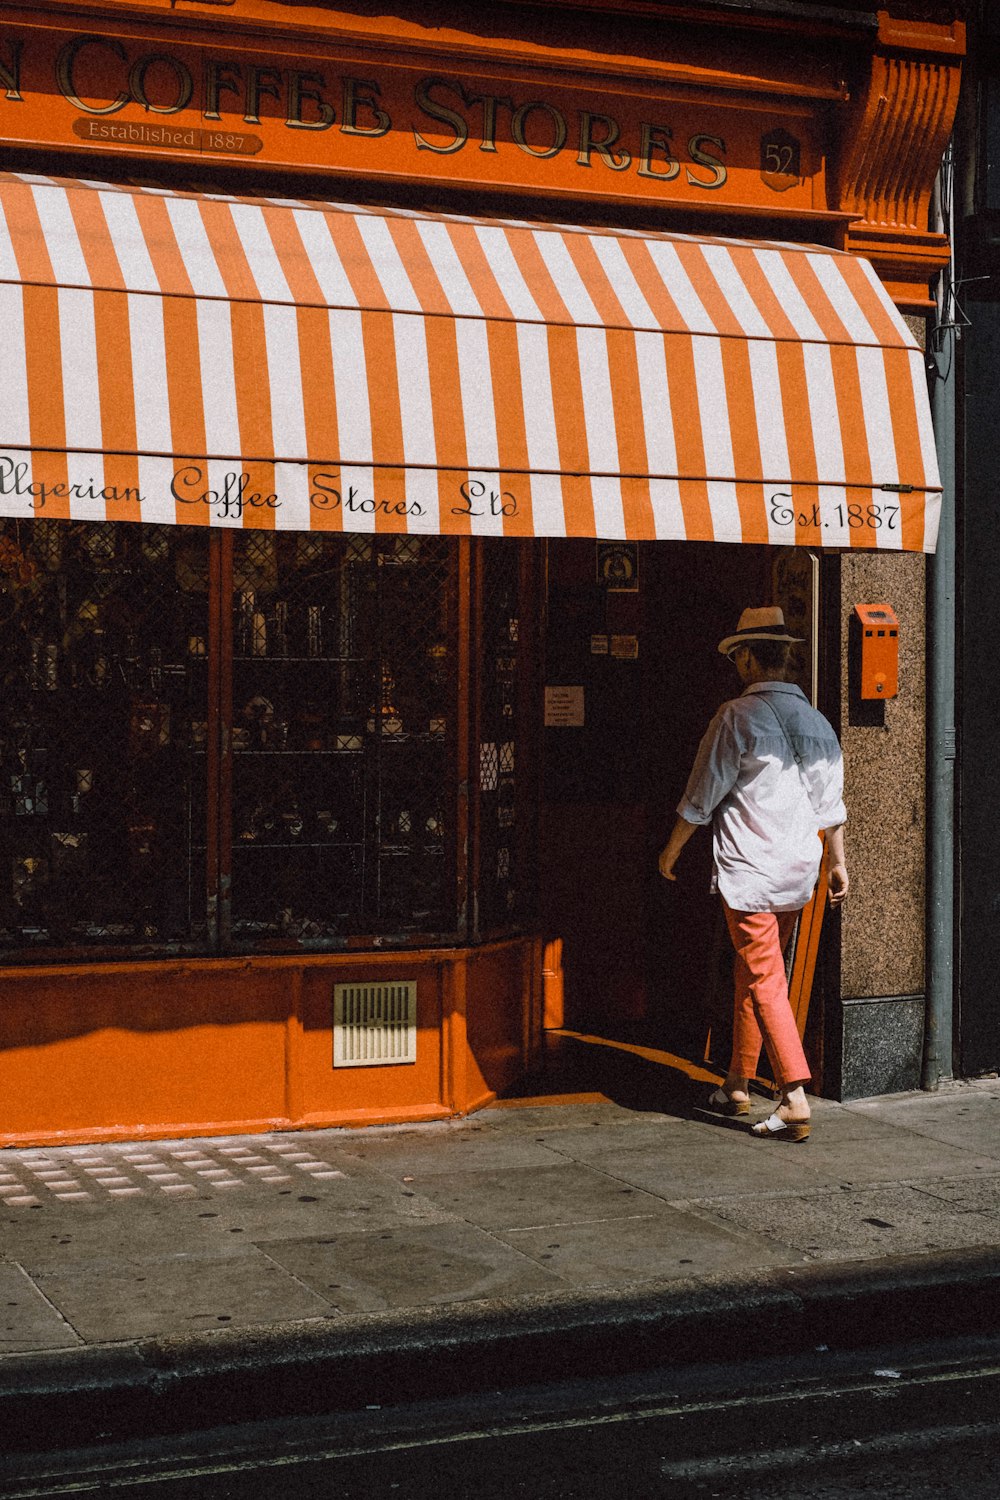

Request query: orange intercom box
[{"left": 854, "top": 604, "right": 899, "bottom": 699}]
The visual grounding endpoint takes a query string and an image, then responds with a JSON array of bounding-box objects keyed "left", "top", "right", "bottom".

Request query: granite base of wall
[{"left": 836, "top": 995, "right": 926, "bottom": 1101}]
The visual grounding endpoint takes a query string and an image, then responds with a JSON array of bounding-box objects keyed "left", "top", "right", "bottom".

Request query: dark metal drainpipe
[{"left": 923, "top": 166, "right": 957, "bottom": 1090}]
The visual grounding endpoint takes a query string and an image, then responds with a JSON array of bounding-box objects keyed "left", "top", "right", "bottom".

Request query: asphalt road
[{"left": 3, "top": 1335, "right": 999, "bottom": 1498}]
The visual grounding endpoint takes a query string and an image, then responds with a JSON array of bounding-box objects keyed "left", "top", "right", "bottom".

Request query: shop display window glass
[
  {"left": 226, "top": 531, "right": 458, "bottom": 945},
  {"left": 0, "top": 521, "right": 537, "bottom": 961},
  {"left": 0, "top": 520, "right": 209, "bottom": 953}
]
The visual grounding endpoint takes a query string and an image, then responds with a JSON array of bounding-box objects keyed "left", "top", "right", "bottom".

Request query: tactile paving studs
[{"left": 0, "top": 1135, "right": 353, "bottom": 1205}]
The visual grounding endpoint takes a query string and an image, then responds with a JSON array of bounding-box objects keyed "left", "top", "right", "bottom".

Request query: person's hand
[
  {"left": 828, "top": 862, "right": 849, "bottom": 906},
  {"left": 658, "top": 816, "right": 698, "bottom": 882}
]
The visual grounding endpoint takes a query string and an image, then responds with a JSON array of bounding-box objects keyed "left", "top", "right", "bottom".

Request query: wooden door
[{"left": 539, "top": 540, "right": 772, "bottom": 1054}]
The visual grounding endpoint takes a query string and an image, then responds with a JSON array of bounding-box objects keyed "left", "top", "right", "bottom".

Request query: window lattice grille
[
  {"left": 228, "top": 532, "right": 457, "bottom": 944},
  {"left": 0, "top": 519, "right": 208, "bottom": 953},
  {"left": 477, "top": 542, "right": 529, "bottom": 933}
]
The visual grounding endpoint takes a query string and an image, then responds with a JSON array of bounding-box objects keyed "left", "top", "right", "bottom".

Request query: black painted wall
[{"left": 958, "top": 299, "right": 1000, "bottom": 1076}]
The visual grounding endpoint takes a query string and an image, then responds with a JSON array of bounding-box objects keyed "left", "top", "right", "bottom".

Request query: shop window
[
  {"left": 226, "top": 531, "right": 458, "bottom": 945},
  {"left": 0, "top": 522, "right": 537, "bottom": 961},
  {"left": 0, "top": 520, "right": 209, "bottom": 954}
]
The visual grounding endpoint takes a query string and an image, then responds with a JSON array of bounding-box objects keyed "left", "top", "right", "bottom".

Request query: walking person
[{"left": 658, "top": 607, "right": 848, "bottom": 1141}]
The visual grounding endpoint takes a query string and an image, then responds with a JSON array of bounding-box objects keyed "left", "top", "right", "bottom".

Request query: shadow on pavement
[{"left": 495, "top": 1027, "right": 758, "bottom": 1121}]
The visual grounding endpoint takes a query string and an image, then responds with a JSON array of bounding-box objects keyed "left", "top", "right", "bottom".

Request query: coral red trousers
[{"left": 722, "top": 901, "right": 811, "bottom": 1089}]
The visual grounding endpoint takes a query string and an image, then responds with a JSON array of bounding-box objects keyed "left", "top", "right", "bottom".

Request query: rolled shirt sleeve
[
  {"left": 808, "top": 743, "right": 847, "bottom": 831},
  {"left": 676, "top": 707, "right": 742, "bottom": 826}
]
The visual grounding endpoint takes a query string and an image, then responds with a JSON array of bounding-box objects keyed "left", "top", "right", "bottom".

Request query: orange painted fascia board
[
  {"left": 9, "top": 2, "right": 852, "bottom": 102},
  {"left": 0, "top": 19, "right": 843, "bottom": 221}
]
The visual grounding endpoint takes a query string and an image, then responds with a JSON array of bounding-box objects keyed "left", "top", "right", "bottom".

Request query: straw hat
[{"left": 717, "top": 606, "right": 804, "bottom": 657}]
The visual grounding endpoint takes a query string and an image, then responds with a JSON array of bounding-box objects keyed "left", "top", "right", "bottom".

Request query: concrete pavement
[{"left": 2, "top": 1041, "right": 1000, "bottom": 1450}]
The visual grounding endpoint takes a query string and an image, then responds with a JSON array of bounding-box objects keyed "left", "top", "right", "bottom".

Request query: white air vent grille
[{"left": 333, "top": 982, "right": 417, "bottom": 1067}]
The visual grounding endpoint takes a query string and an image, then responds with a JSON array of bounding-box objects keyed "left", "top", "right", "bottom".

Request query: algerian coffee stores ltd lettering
[
  {"left": 0, "top": 26, "right": 813, "bottom": 207},
  {"left": 0, "top": 458, "right": 436, "bottom": 523}
]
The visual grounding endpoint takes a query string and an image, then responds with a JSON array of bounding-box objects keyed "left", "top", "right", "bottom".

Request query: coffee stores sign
[{"left": 0, "top": 24, "right": 814, "bottom": 208}]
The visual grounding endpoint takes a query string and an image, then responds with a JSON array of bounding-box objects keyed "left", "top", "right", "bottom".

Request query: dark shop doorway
[{"left": 539, "top": 538, "right": 810, "bottom": 1064}]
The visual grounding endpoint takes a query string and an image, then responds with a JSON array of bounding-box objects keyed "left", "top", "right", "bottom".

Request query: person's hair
[{"left": 747, "top": 638, "right": 793, "bottom": 675}]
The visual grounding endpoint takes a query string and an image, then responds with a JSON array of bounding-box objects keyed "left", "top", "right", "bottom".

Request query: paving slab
[
  {"left": 512, "top": 1117, "right": 704, "bottom": 1162},
  {"left": 33, "top": 1247, "right": 335, "bottom": 1343},
  {"left": 688, "top": 1181, "right": 1000, "bottom": 1262},
  {"left": 0, "top": 1261, "right": 82, "bottom": 1355},
  {"left": 343, "top": 1129, "right": 574, "bottom": 1177},
  {"left": 495, "top": 1207, "right": 807, "bottom": 1288},
  {"left": 181, "top": 1172, "right": 450, "bottom": 1239},
  {"left": 572, "top": 1129, "right": 846, "bottom": 1200},
  {"left": 844, "top": 1094, "right": 1000, "bottom": 1159},
  {"left": 402, "top": 1161, "right": 673, "bottom": 1230},
  {"left": 259, "top": 1221, "right": 566, "bottom": 1312},
  {"left": 785, "top": 1132, "right": 999, "bottom": 1184},
  {"left": 0, "top": 1199, "right": 255, "bottom": 1274},
  {"left": 474, "top": 1102, "right": 685, "bottom": 1134},
  {"left": 907, "top": 1172, "right": 1000, "bottom": 1213}
]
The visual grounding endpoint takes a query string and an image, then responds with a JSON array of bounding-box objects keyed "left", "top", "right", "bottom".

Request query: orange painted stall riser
[{"left": 0, "top": 941, "right": 540, "bottom": 1146}]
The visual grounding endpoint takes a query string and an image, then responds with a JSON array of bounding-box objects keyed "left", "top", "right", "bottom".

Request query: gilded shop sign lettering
[
  {"left": 0, "top": 26, "right": 812, "bottom": 205},
  {"left": 3, "top": 34, "right": 726, "bottom": 184}
]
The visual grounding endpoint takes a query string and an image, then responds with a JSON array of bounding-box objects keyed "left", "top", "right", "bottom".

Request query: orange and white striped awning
[{"left": 0, "top": 174, "right": 940, "bottom": 550}]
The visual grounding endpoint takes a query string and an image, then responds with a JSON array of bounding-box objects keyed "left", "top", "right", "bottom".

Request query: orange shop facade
[{"left": 0, "top": 1, "right": 964, "bottom": 1145}]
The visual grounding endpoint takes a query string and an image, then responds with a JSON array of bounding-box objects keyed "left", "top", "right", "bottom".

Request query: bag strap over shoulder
[{"left": 757, "top": 691, "right": 819, "bottom": 812}]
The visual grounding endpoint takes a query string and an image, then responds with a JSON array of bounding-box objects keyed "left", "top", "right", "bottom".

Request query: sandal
[
  {"left": 706, "top": 1087, "right": 750, "bottom": 1118},
  {"left": 750, "top": 1111, "right": 810, "bottom": 1142}
]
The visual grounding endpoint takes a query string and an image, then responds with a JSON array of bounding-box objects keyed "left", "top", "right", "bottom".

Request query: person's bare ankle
[
  {"left": 779, "top": 1085, "right": 810, "bottom": 1121},
  {"left": 723, "top": 1075, "right": 750, "bottom": 1102}
]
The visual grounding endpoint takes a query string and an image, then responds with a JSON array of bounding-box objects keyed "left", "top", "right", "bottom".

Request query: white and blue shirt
[{"left": 677, "top": 681, "right": 847, "bottom": 913}]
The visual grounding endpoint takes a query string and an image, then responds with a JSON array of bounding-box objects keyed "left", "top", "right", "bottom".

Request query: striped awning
[{"left": 0, "top": 174, "right": 940, "bottom": 550}]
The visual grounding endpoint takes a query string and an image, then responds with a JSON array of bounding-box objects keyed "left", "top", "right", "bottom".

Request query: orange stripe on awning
[
  {"left": 604, "top": 327, "right": 656, "bottom": 540},
  {"left": 296, "top": 305, "right": 341, "bottom": 471},
  {"left": 828, "top": 342, "right": 873, "bottom": 552},
  {"left": 662, "top": 332, "right": 715, "bottom": 542},
  {"left": 883, "top": 346, "right": 928, "bottom": 554},
  {"left": 718, "top": 338, "right": 770, "bottom": 545},
  {"left": 65, "top": 189, "right": 127, "bottom": 293},
  {"left": 162, "top": 295, "right": 207, "bottom": 461},
  {"left": 485, "top": 321, "right": 535, "bottom": 537},
  {"left": 230, "top": 301, "right": 274, "bottom": 479},
  {"left": 444, "top": 222, "right": 517, "bottom": 322},
  {"left": 0, "top": 174, "right": 941, "bottom": 551},
  {"left": 93, "top": 288, "right": 137, "bottom": 460},
  {"left": 23, "top": 284, "right": 67, "bottom": 458}
]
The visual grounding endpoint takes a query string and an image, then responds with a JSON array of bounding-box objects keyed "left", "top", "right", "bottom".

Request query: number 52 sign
[{"left": 760, "top": 127, "right": 802, "bottom": 192}]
